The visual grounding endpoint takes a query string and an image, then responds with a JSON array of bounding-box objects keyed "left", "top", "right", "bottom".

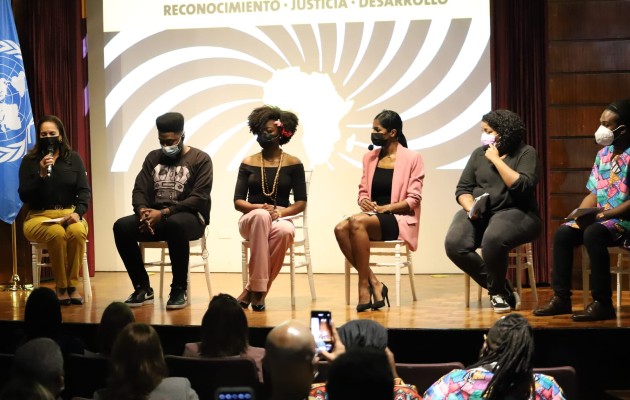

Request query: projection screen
[{"left": 87, "top": 0, "right": 490, "bottom": 274}]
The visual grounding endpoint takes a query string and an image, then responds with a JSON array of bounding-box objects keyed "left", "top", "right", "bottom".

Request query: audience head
[
  {"left": 337, "top": 319, "right": 387, "bottom": 351},
  {"left": 247, "top": 105, "right": 299, "bottom": 146},
  {"left": 374, "top": 109, "right": 408, "bottom": 148},
  {"left": 263, "top": 320, "right": 317, "bottom": 400},
  {"left": 470, "top": 313, "right": 535, "bottom": 399},
  {"left": 97, "top": 301, "right": 136, "bottom": 356},
  {"left": 326, "top": 347, "right": 393, "bottom": 400},
  {"left": 481, "top": 109, "right": 525, "bottom": 156},
  {"left": 24, "top": 287, "right": 63, "bottom": 341},
  {"left": 200, "top": 293, "right": 249, "bottom": 357},
  {"left": 13, "top": 338, "right": 64, "bottom": 397},
  {"left": 108, "top": 323, "right": 168, "bottom": 399},
  {"left": 605, "top": 99, "right": 630, "bottom": 128},
  {"left": 0, "top": 379, "right": 55, "bottom": 400}
]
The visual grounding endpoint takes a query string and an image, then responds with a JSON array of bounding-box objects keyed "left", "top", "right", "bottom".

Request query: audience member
[
  {"left": 22, "top": 287, "right": 85, "bottom": 355},
  {"left": 19, "top": 115, "right": 91, "bottom": 305},
  {"left": 96, "top": 301, "right": 136, "bottom": 356},
  {"left": 234, "top": 105, "right": 306, "bottom": 311},
  {"left": 444, "top": 110, "right": 541, "bottom": 314},
  {"left": 310, "top": 320, "right": 420, "bottom": 400},
  {"left": 334, "top": 110, "right": 424, "bottom": 312},
  {"left": 534, "top": 99, "right": 630, "bottom": 321},
  {"left": 423, "top": 314, "right": 566, "bottom": 400},
  {"left": 95, "top": 322, "right": 198, "bottom": 400},
  {"left": 182, "top": 293, "right": 265, "bottom": 381},
  {"left": 263, "top": 320, "right": 318, "bottom": 400},
  {"left": 327, "top": 347, "right": 394, "bottom": 400},
  {"left": 0, "top": 379, "right": 55, "bottom": 400},
  {"left": 11, "top": 338, "right": 64, "bottom": 399},
  {"left": 113, "top": 111, "right": 213, "bottom": 310}
]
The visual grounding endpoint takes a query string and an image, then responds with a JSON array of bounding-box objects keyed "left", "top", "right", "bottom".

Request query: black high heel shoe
[
  {"left": 371, "top": 284, "right": 390, "bottom": 310},
  {"left": 356, "top": 286, "right": 374, "bottom": 312},
  {"left": 67, "top": 287, "right": 84, "bottom": 305},
  {"left": 251, "top": 292, "right": 265, "bottom": 312},
  {"left": 237, "top": 289, "right": 252, "bottom": 309}
]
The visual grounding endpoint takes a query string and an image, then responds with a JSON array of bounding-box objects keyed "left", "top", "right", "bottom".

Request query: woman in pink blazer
[{"left": 334, "top": 110, "right": 424, "bottom": 311}]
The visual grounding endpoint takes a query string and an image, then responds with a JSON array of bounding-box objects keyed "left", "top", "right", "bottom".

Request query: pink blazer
[{"left": 358, "top": 143, "right": 424, "bottom": 251}]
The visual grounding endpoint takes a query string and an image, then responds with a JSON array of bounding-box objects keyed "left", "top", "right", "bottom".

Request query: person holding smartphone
[{"left": 334, "top": 110, "right": 424, "bottom": 312}]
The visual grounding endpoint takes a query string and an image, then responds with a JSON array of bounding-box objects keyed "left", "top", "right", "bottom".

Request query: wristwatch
[{"left": 160, "top": 208, "right": 169, "bottom": 219}]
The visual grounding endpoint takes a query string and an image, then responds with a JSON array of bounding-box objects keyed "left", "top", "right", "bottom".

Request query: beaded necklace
[{"left": 260, "top": 150, "right": 284, "bottom": 205}]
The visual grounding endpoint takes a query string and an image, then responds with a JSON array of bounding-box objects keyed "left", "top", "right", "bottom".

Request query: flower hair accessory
[{"left": 274, "top": 119, "right": 293, "bottom": 138}]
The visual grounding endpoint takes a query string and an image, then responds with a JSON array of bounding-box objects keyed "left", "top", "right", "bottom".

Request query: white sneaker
[
  {"left": 490, "top": 294, "right": 511, "bottom": 314},
  {"left": 512, "top": 291, "right": 521, "bottom": 311}
]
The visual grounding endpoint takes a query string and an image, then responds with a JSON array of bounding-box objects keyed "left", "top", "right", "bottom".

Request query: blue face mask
[{"left": 161, "top": 135, "right": 183, "bottom": 158}]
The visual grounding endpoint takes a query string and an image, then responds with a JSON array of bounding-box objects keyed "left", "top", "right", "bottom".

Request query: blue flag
[{"left": 0, "top": 0, "right": 35, "bottom": 224}]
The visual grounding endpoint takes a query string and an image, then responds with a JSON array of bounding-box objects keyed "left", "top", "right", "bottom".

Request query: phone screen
[
  {"left": 310, "top": 310, "right": 333, "bottom": 352},
  {"left": 215, "top": 387, "right": 255, "bottom": 400}
]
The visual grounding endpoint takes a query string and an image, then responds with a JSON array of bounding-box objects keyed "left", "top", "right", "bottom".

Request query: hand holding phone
[{"left": 310, "top": 310, "right": 333, "bottom": 353}]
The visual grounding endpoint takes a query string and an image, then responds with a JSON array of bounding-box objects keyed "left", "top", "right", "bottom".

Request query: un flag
[{"left": 0, "top": 0, "right": 35, "bottom": 224}]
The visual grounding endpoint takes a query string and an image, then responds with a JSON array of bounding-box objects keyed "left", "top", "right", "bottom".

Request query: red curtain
[
  {"left": 13, "top": 0, "right": 94, "bottom": 275},
  {"left": 490, "top": 0, "right": 549, "bottom": 283}
]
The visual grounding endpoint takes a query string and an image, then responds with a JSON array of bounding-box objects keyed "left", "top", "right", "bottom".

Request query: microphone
[
  {"left": 46, "top": 145, "right": 55, "bottom": 177},
  {"left": 368, "top": 144, "right": 374, "bottom": 151}
]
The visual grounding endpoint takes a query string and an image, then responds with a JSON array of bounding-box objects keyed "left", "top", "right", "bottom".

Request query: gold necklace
[{"left": 261, "top": 151, "right": 283, "bottom": 204}]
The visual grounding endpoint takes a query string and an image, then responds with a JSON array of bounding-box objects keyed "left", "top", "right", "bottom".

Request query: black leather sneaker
[
  {"left": 124, "top": 287, "right": 154, "bottom": 308},
  {"left": 572, "top": 300, "right": 616, "bottom": 322},
  {"left": 166, "top": 287, "right": 188, "bottom": 310},
  {"left": 533, "top": 296, "right": 572, "bottom": 316}
]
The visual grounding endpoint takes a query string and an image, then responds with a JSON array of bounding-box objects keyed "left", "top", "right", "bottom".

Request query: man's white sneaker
[{"left": 490, "top": 294, "right": 511, "bottom": 314}]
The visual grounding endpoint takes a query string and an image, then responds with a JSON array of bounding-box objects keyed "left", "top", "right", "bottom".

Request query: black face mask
[
  {"left": 257, "top": 133, "right": 278, "bottom": 149},
  {"left": 370, "top": 132, "right": 388, "bottom": 147},
  {"left": 40, "top": 137, "right": 60, "bottom": 153}
]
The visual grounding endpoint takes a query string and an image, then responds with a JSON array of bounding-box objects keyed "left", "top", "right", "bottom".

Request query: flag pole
[{"left": 1, "top": 221, "right": 31, "bottom": 291}]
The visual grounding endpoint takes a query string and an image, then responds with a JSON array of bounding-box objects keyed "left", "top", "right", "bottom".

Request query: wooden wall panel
[
  {"left": 548, "top": 1, "right": 630, "bottom": 40},
  {"left": 547, "top": 106, "right": 604, "bottom": 137},
  {"left": 548, "top": 74, "right": 630, "bottom": 105},
  {"left": 550, "top": 194, "right": 589, "bottom": 219},
  {"left": 549, "top": 138, "right": 599, "bottom": 169},
  {"left": 548, "top": 41, "right": 630, "bottom": 73},
  {"left": 550, "top": 170, "right": 591, "bottom": 193}
]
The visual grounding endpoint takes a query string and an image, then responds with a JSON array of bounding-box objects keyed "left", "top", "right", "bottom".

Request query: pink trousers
[{"left": 239, "top": 209, "right": 294, "bottom": 293}]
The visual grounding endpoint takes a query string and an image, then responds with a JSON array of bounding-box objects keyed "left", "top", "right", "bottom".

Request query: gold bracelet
[{"left": 277, "top": 210, "right": 282, "bottom": 218}]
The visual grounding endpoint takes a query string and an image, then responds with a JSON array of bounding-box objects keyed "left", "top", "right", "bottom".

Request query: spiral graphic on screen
[{"left": 105, "top": 17, "right": 490, "bottom": 173}]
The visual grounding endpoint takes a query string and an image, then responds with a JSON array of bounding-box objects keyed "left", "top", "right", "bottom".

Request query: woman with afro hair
[
  {"left": 444, "top": 110, "right": 541, "bottom": 314},
  {"left": 233, "top": 105, "right": 306, "bottom": 311}
]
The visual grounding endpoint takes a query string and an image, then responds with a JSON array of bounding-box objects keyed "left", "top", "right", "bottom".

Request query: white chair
[
  {"left": 582, "top": 246, "right": 630, "bottom": 308},
  {"left": 344, "top": 240, "right": 417, "bottom": 307},
  {"left": 140, "top": 229, "right": 212, "bottom": 305},
  {"left": 465, "top": 242, "right": 538, "bottom": 307},
  {"left": 31, "top": 240, "right": 92, "bottom": 303},
  {"left": 241, "top": 170, "right": 315, "bottom": 307}
]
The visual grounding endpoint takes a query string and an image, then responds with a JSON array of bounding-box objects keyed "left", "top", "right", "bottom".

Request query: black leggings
[
  {"left": 444, "top": 208, "right": 541, "bottom": 296},
  {"left": 552, "top": 223, "right": 617, "bottom": 305},
  {"left": 113, "top": 212, "right": 206, "bottom": 291}
]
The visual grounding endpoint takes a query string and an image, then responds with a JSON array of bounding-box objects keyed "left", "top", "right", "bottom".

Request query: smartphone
[
  {"left": 310, "top": 310, "right": 333, "bottom": 353},
  {"left": 215, "top": 386, "right": 255, "bottom": 400}
]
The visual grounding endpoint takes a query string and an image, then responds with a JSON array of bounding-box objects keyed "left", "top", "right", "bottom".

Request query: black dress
[{"left": 371, "top": 167, "right": 399, "bottom": 241}]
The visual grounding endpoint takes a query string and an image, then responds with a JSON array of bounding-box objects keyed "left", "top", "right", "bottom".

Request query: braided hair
[
  {"left": 481, "top": 110, "right": 525, "bottom": 156},
  {"left": 374, "top": 109, "right": 408, "bottom": 148},
  {"left": 247, "top": 105, "right": 299, "bottom": 145},
  {"left": 469, "top": 314, "right": 535, "bottom": 399}
]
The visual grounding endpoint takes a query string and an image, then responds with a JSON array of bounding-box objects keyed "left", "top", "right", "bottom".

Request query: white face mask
[
  {"left": 481, "top": 132, "right": 496, "bottom": 146},
  {"left": 594, "top": 125, "right": 623, "bottom": 146}
]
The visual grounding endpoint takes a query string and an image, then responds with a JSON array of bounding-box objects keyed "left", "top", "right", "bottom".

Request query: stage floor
[{"left": 1, "top": 271, "right": 629, "bottom": 329}]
